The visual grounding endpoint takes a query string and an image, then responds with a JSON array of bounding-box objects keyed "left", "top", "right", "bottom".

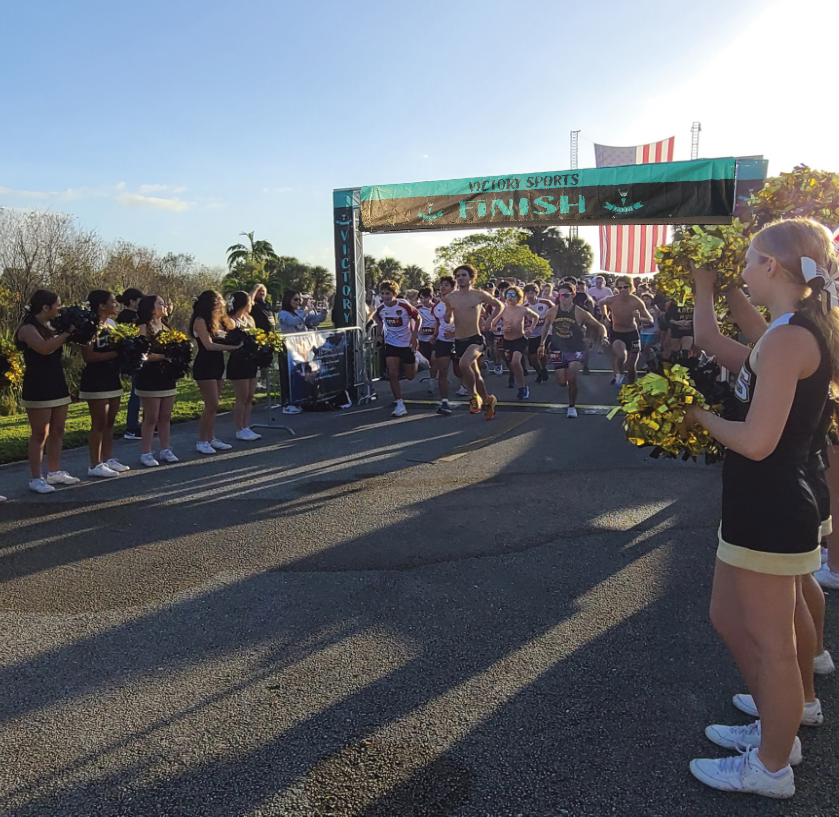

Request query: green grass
[{"left": 0, "top": 380, "right": 250, "bottom": 466}]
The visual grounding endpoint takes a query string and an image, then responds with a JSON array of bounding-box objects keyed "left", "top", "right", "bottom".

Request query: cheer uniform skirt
[
  {"left": 79, "top": 361, "right": 123, "bottom": 400},
  {"left": 20, "top": 346, "right": 71, "bottom": 409},
  {"left": 136, "top": 361, "right": 177, "bottom": 398},
  {"left": 225, "top": 347, "right": 258, "bottom": 381},
  {"left": 719, "top": 456, "right": 821, "bottom": 575},
  {"left": 193, "top": 346, "right": 225, "bottom": 381}
]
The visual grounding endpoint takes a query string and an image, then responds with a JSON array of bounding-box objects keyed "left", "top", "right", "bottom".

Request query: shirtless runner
[
  {"left": 600, "top": 275, "right": 654, "bottom": 385},
  {"left": 491, "top": 286, "right": 539, "bottom": 401},
  {"left": 444, "top": 264, "right": 503, "bottom": 419}
]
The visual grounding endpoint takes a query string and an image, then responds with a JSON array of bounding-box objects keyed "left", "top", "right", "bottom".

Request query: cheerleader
[
  {"left": 189, "top": 290, "right": 239, "bottom": 455},
  {"left": 226, "top": 291, "right": 261, "bottom": 441},
  {"left": 135, "top": 295, "right": 179, "bottom": 467},
  {"left": 79, "top": 290, "right": 129, "bottom": 478},
  {"left": 15, "top": 289, "right": 79, "bottom": 493},
  {"left": 686, "top": 219, "right": 838, "bottom": 798}
]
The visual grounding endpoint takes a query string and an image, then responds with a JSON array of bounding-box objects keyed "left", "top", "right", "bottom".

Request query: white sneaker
[
  {"left": 236, "top": 428, "right": 262, "bottom": 441},
  {"left": 392, "top": 403, "right": 408, "bottom": 418},
  {"left": 705, "top": 720, "right": 802, "bottom": 766},
  {"left": 159, "top": 448, "right": 179, "bottom": 463},
  {"left": 733, "top": 694, "right": 823, "bottom": 726},
  {"left": 140, "top": 453, "right": 159, "bottom": 467},
  {"left": 690, "top": 747, "right": 795, "bottom": 798},
  {"left": 427, "top": 379, "right": 436, "bottom": 394},
  {"left": 567, "top": 407, "right": 578, "bottom": 419},
  {"left": 210, "top": 438, "right": 232, "bottom": 451},
  {"left": 813, "top": 564, "right": 839, "bottom": 590},
  {"left": 814, "top": 650, "right": 835, "bottom": 676},
  {"left": 282, "top": 405, "right": 302, "bottom": 415},
  {"left": 105, "top": 459, "right": 130, "bottom": 473},
  {"left": 88, "top": 462, "right": 119, "bottom": 478},
  {"left": 494, "top": 365, "right": 503, "bottom": 375},
  {"left": 196, "top": 441, "right": 216, "bottom": 455},
  {"left": 615, "top": 374, "right": 626, "bottom": 386},
  {"left": 29, "top": 477, "right": 55, "bottom": 494},
  {"left": 45, "top": 471, "right": 80, "bottom": 486},
  {"left": 457, "top": 386, "right": 469, "bottom": 397}
]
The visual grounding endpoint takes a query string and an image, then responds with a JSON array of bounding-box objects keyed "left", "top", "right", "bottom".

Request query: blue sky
[{"left": 2, "top": 0, "right": 836, "bottom": 277}]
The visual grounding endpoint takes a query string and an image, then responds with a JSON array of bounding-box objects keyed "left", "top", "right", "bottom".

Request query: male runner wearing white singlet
[
  {"left": 374, "top": 280, "right": 420, "bottom": 417},
  {"left": 524, "top": 284, "right": 552, "bottom": 383},
  {"left": 416, "top": 287, "right": 437, "bottom": 390},
  {"left": 432, "top": 275, "right": 456, "bottom": 415},
  {"left": 444, "top": 264, "right": 503, "bottom": 419}
]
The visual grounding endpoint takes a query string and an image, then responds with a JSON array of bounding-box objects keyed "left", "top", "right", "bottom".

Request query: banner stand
[{"left": 251, "top": 362, "right": 295, "bottom": 437}]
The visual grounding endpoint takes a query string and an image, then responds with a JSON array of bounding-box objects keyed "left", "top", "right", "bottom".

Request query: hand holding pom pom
[{"left": 52, "top": 305, "right": 99, "bottom": 345}]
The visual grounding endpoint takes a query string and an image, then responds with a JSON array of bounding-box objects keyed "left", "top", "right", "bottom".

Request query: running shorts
[
  {"left": 548, "top": 350, "right": 585, "bottom": 370},
  {"left": 435, "top": 340, "right": 454, "bottom": 358},
  {"left": 609, "top": 329, "right": 641, "bottom": 353},
  {"left": 384, "top": 343, "right": 416, "bottom": 365},
  {"left": 527, "top": 336, "right": 542, "bottom": 355},
  {"left": 418, "top": 340, "right": 435, "bottom": 361},
  {"left": 453, "top": 334, "right": 484, "bottom": 360},
  {"left": 503, "top": 336, "right": 528, "bottom": 361}
]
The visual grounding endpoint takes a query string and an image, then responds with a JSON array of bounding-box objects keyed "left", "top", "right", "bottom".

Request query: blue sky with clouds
[{"left": 2, "top": 0, "right": 836, "bottom": 276}]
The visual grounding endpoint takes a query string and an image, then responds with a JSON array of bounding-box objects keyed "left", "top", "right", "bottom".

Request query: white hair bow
[{"left": 802, "top": 256, "right": 839, "bottom": 308}]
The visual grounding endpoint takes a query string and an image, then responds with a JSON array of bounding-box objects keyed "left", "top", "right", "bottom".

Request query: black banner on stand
[{"left": 284, "top": 329, "right": 350, "bottom": 407}]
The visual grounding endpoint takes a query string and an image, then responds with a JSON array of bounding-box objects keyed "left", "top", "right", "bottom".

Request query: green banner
[{"left": 359, "top": 158, "right": 736, "bottom": 232}]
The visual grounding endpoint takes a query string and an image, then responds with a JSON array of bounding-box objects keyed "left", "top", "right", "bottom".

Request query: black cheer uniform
[
  {"left": 136, "top": 331, "right": 178, "bottom": 398},
  {"left": 79, "top": 326, "right": 123, "bottom": 400},
  {"left": 192, "top": 335, "right": 226, "bottom": 381},
  {"left": 719, "top": 312, "right": 831, "bottom": 575},
  {"left": 19, "top": 341, "right": 71, "bottom": 409},
  {"left": 226, "top": 319, "right": 259, "bottom": 381}
]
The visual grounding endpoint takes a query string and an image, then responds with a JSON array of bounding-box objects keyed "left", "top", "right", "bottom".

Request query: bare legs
[
  {"left": 508, "top": 351, "right": 524, "bottom": 388},
  {"left": 26, "top": 405, "right": 68, "bottom": 478},
  {"left": 232, "top": 378, "right": 257, "bottom": 431},
  {"left": 555, "top": 361, "right": 582, "bottom": 406},
  {"left": 87, "top": 397, "right": 122, "bottom": 466},
  {"left": 141, "top": 396, "right": 176, "bottom": 454},
  {"left": 459, "top": 347, "right": 489, "bottom": 403},
  {"left": 710, "top": 559, "right": 801, "bottom": 772},
  {"left": 197, "top": 379, "right": 223, "bottom": 442}
]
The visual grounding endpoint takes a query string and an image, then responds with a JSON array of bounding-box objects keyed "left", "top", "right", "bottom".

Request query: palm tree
[
  {"left": 377, "top": 257, "right": 403, "bottom": 284},
  {"left": 226, "top": 231, "right": 279, "bottom": 271},
  {"left": 402, "top": 264, "right": 429, "bottom": 290},
  {"left": 364, "top": 255, "right": 380, "bottom": 290},
  {"left": 560, "top": 236, "right": 594, "bottom": 279}
]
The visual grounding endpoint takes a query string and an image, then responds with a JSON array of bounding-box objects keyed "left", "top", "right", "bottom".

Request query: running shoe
[
  {"left": 236, "top": 428, "right": 262, "bottom": 441},
  {"left": 469, "top": 395, "right": 482, "bottom": 414},
  {"left": 29, "top": 477, "right": 55, "bottom": 494},
  {"left": 522, "top": 386, "right": 529, "bottom": 399},
  {"left": 196, "top": 441, "right": 217, "bottom": 455},
  {"left": 282, "top": 405, "right": 302, "bottom": 415},
  {"left": 814, "top": 564, "right": 839, "bottom": 590},
  {"left": 123, "top": 430, "right": 141, "bottom": 440},
  {"left": 140, "top": 453, "right": 159, "bottom": 467},
  {"left": 517, "top": 387, "right": 526, "bottom": 400},
  {"left": 732, "top": 693, "right": 823, "bottom": 726},
  {"left": 88, "top": 462, "right": 119, "bottom": 478},
  {"left": 483, "top": 394, "right": 498, "bottom": 420},
  {"left": 704, "top": 721, "right": 802, "bottom": 766},
  {"left": 159, "top": 449, "right": 179, "bottom": 464},
  {"left": 494, "top": 365, "right": 503, "bottom": 376},
  {"left": 392, "top": 403, "right": 408, "bottom": 418},
  {"left": 567, "top": 407, "right": 578, "bottom": 419},
  {"left": 210, "top": 438, "right": 232, "bottom": 451},
  {"left": 814, "top": 649, "right": 836, "bottom": 675},
  {"left": 437, "top": 402, "right": 452, "bottom": 415},
  {"left": 105, "top": 459, "right": 130, "bottom": 472},
  {"left": 689, "top": 747, "right": 795, "bottom": 798},
  {"left": 45, "top": 471, "right": 81, "bottom": 486},
  {"left": 457, "top": 386, "right": 470, "bottom": 397}
]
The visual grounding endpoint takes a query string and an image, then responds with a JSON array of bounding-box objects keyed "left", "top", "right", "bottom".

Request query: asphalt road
[{"left": 1, "top": 357, "right": 837, "bottom": 816}]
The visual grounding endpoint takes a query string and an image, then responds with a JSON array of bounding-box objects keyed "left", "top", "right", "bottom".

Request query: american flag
[{"left": 595, "top": 136, "right": 675, "bottom": 275}]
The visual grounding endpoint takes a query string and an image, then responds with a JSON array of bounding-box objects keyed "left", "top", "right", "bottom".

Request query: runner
[
  {"left": 586, "top": 274, "right": 613, "bottom": 315},
  {"left": 444, "top": 265, "right": 502, "bottom": 419},
  {"left": 600, "top": 275, "right": 654, "bottom": 385},
  {"left": 540, "top": 283, "right": 608, "bottom": 417},
  {"left": 639, "top": 292, "right": 661, "bottom": 372},
  {"left": 524, "top": 284, "right": 552, "bottom": 384},
  {"left": 664, "top": 297, "right": 694, "bottom": 359},
  {"left": 432, "top": 276, "right": 457, "bottom": 415},
  {"left": 416, "top": 287, "right": 437, "bottom": 390},
  {"left": 491, "top": 286, "right": 539, "bottom": 400},
  {"left": 374, "top": 280, "right": 420, "bottom": 418}
]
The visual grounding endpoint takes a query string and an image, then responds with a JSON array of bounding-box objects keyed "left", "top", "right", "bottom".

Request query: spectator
[
  {"left": 279, "top": 291, "right": 325, "bottom": 334},
  {"left": 249, "top": 284, "right": 276, "bottom": 333}
]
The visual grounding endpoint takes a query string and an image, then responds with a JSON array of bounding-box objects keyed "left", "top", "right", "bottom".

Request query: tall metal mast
[
  {"left": 569, "top": 130, "right": 580, "bottom": 238},
  {"left": 690, "top": 122, "right": 701, "bottom": 160}
]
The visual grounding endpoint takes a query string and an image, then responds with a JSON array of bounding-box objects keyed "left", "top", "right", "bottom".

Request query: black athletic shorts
[
  {"left": 435, "top": 340, "right": 454, "bottom": 358},
  {"left": 418, "top": 340, "right": 435, "bottom": 361},
  {"left": 609, "top": 329, "right": 641, "bottom": 353},
  {"left": 384, "top": 343, "right": 416, "bottom": 365},
  {"left": 503, "top": 336, "right": 528, "bottom": 360},
  {"left": 453, "top": 334, "right": 484, "bottom": 360},
  {"left": 527, "top": 336, "right": 542, "bottom": 355}
]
